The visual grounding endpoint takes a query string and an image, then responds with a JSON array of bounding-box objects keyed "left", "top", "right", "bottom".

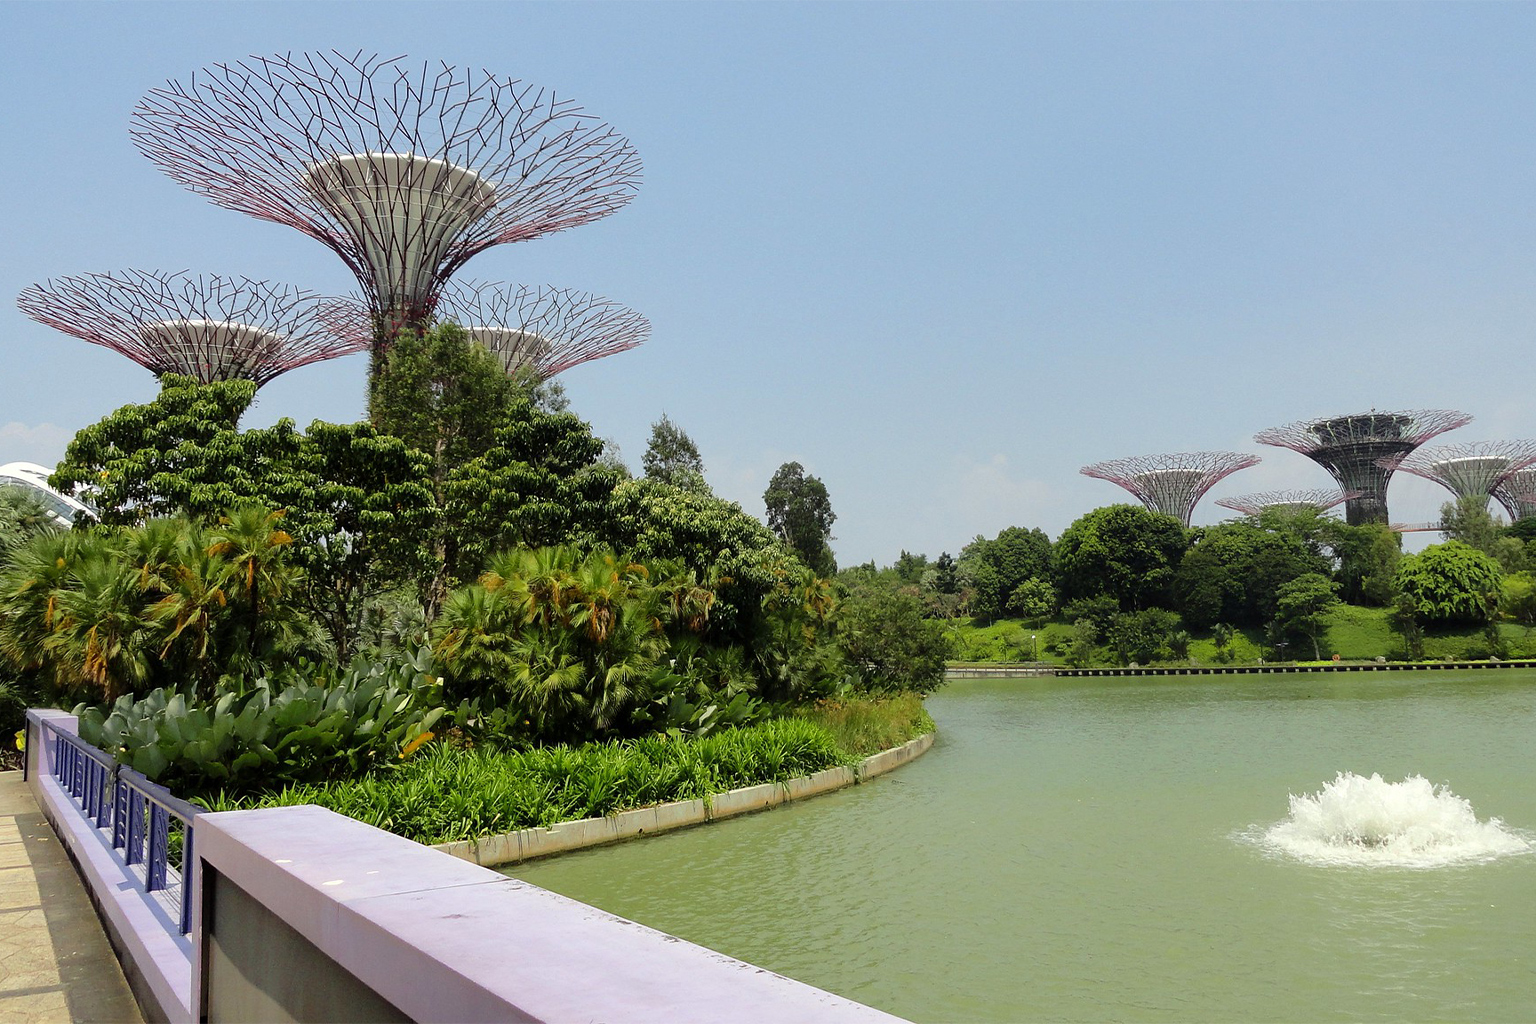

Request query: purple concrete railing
[{"left": 38, "top": 716, "right": 200, "bottom": 934}]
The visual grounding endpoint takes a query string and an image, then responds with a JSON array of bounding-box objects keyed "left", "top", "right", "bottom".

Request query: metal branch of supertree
[
  {"left": 1080, "top": 452, "right": 1260, "bottom": 528},
  {"left": 1379, "top": 440, "right": 1536, "bottom": 518},
  {"left": 1493, "top": 469, "right": 1536, "bottom": 522},
  {"left": 16, "top": 270, "right": 371, "bottom": 386},
  {"left": 1253, "top": 409, "right": 1471, "bottom": 526},
  {"left": 434, "top": 281, "right": 649, "bottom": 380},
  {"left": 1215, "top": 488, "right": 1361, "bottom": 517},
  {"left": 130, "top": 51, "right": 643, "bottom": 331}
]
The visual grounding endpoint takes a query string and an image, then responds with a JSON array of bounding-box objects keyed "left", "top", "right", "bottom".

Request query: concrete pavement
[{"left": 0, "top": 770, "right": 142, "bottom": 1023}]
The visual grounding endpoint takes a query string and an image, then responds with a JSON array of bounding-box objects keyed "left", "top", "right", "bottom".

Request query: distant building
[{"left": 0, "top": 462, "right": 93, "bottom": 527}]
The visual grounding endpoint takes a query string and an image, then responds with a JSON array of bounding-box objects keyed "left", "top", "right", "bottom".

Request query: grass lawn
[{"left": 951, "top": 606, "right": 1536, "bottom": 666}]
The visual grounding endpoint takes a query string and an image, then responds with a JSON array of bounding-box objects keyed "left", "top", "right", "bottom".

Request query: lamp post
[{"left": 1031, "top": 634, "right": 1038, "bottom": 663}]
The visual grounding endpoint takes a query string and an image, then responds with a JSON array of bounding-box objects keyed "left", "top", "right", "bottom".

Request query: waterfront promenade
[{"left": 0, "top": 771, "right": 140, "bottom": 1023}]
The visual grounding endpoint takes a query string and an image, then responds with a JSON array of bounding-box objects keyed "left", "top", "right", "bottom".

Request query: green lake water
[{"left": 511, "top": 671, "right": 1536, "bottom": 1022}]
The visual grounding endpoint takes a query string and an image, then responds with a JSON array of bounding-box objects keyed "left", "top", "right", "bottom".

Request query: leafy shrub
[
  {"left": 75, "top": 649, "right": 444, "bottom": 793},
  {"left": 835, "top": 585, "right": 951, "bottom": 694},
  {"left": 200, "top": 717, "right": 853, "bottom": 845},
  {"left": 1395, "top": 541, "right": 1503, "bottom": 626}
]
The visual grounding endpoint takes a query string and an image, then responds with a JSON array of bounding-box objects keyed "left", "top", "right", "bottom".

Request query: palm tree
[
  {"left": 147, "top": 543, "right": 229, "bottom": 695},
  {"left": 43, "top": 553, "right": 149, "bottom": 700},
  {"left": 0, "top": 532, "right": 115, "bottom": 683},
  {"left": 207, "top": 505, "right": 305, "bottom": 664}
]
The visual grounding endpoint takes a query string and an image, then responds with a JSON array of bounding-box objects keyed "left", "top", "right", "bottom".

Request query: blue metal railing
[{"left": 41, "top": 718, "right": 200, "bottom": 934}]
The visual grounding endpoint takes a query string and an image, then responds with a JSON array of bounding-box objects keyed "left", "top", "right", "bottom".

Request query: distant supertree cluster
[
  {"left": 1493, "top": 469, "right": 1536, "bottom": 522},
  {"left": 1381, "top": 440, "right": 1536, "bottom": 519},
  {"left": 16, "top": 271, "right": 369, "bottom": 386},
  {"left": 1080, "top": 452, "right": 1259, "bottom": 528},
  {"left": 130, "top": 52, "right": 643, "bottom": 340},
  {"left": 435, "top": 282, "right": 650, "bottom": 380},
  {"left": 1215, "top": 488, "right": 1360, "bottom": 517},
  {"left": 1254, "top": 410, "right": 1471, "bottom": 526}
]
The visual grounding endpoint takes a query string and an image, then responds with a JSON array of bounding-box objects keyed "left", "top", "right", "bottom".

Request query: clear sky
[{"left": 5, "top": 2, "right": 1534, "bottom": 565}]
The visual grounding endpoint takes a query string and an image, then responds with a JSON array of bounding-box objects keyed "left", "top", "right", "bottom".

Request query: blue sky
[{"left": 5, "top": 2, "right": 1535, "bottom": 564}]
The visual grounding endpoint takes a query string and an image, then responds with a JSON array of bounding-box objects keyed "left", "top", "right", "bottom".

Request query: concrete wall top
[{"left": 195, "top": 804, "right": 908, "bottom": 1024}]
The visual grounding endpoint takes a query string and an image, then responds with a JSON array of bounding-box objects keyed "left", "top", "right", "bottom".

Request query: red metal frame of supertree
[
  {"left": 1378, "top": 440, "right": 1536, "bottom": 519},
  {"left": 1080, "top": 451, "right": 1260, "bottom": 528},
  {"left": 16, "top": 270, "right": 371, "bottom": 386},
  {"left": 1214, "top": 488, "right": 1361, "bottom": 517},
  {"left": 1254, "top": 409, "right": 1471, "bottom": 526},
  {"left": 434, "top": 281, "right": 649, "bottom": 379},
  {"left": 130, "top": 52, "right": 642, "bottom": 335}
]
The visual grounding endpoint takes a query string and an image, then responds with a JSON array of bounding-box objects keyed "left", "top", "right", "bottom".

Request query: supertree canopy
[
  {"left": 434, "top": 281, "right": 649, "bottom": 379},
  {"left": 1080, "top": 451, "right": 1259, "bottom": 528},
  {"left": 1493, "top": 469, "right": 1536, "bottom": 522},
  {"left": 130, "top": 52, "right": 642, "bottom": 335},
  {"left": 1254, "top": 409, "right": 1471, "bottom": 526},
  {"left": 16, "top": 270, "right": 370, "bottom": 386},
  {"left": 1380, "top": 440, "right": 1536, "bottom": 519},
  {"left": 1215, "top": 488, "right": 1360, "bottom": 517}
]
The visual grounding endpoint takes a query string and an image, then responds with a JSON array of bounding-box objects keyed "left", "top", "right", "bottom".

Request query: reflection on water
[{"left": 512, "top": 671, "right": 1536, "bottom": 1023}]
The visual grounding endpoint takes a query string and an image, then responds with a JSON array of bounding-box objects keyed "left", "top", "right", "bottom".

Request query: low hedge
[{"left": 201, "top": 716, "right": 858, "bottom": 845}]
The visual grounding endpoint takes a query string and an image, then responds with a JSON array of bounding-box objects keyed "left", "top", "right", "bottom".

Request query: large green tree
[
  {"left": 763, "top": 462, "right": 836, "bottom": 576},
  {"left": 1174, "top": 521, "right": 1329, "bottom": 630},
  {"left": 1394, "top": 541, "right": 1503, "bottom": 626},
  {"left": 607, "top": 478, "right": 793, "bottom": 641},
  {"left": 959, "top": 526, "right": 1052, "bottom": 623},
  {"left": 641, "top": 414, "right": 708, "bottom": 493},
  {"left": 1324, "top": 521, "right": 1402, "bottom": 606},
  {"left": 835, "top": 584, "right": 951, "bottom": 694},
  {"left": 1273, "top": 572, "right": 1340, "bottom": 660},
  {"left": 1055, "top": 505, "right": 1187, "bottom": 611}
]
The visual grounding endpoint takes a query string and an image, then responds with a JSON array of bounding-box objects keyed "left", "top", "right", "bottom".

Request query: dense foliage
[
  {"left": 763, "top": 461, "right": 837, "bottom": 576},
  {"left": 1055, "top": 505, "right": 1187, "bottom": 611},
  {"left": 1175, "top": 522, "right": 1330, "bottom": 630},
  {"left": 1394, "top": 541, "right": 1503, "bottom": 627},
  {"left": 201, "top": 717, "right": 854, "bottom": 843},
  {"left": 75, "top": 650, "right": 444, "bottom": 790}
]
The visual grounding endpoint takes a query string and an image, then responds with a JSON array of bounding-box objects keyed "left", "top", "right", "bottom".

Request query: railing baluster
[
  {"left": 126, "top": 790, "right": 145, "bottom": 867},
  {"left": 112, "top": 779, "right": 127, "bottom": 849},
  {"left": 179, "top": 826, "right": 195, "bottom": 935},
  {"left": 147, "top": 805, "right": 168, "bottom": 892}
]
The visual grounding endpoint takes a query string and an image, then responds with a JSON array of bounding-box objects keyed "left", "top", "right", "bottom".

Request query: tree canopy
[
  {"left": 1174, "top": 521, "right": 1329, "bottom": 629},
  {"left": 1394, "top": 541, "right": 1503, "bottom": 626},
  {"left": 763, "top": 462, "right": 836, "bottom": 576},
  {"left": 1054, "top": 504, "right": 1187, "bottom": 611},
  {"left": 641, "top": 414, "right": 708, "bottom": 493}
]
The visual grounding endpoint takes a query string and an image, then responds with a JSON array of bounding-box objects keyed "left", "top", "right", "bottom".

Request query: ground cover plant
[{"left": 199, "top": 715, "right": 871, "bottom": 845}]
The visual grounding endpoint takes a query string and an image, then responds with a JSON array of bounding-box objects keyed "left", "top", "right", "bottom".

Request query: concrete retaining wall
[
  {"left": 948, "top": 659, "right": 1536, "bottom": 679},
  {"left": 195, "top": 805, "right": 908, "bottom": 1023},
  {"left": 435, "top": 731, "right": 936, "bottom": 868}
]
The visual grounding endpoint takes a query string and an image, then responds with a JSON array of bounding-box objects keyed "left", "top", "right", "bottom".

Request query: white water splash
[{"left": 1256, "top": 772, "right": 1532, "bottom": 868}]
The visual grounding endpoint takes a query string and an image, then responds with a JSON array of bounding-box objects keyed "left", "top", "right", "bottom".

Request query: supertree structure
[
  {"left": 1080, "top": 452, "right": 1260, "bottom": 528},
  {"left": 16, "top": 270, "right": 370, "bottom": 386},
  {"left": 1380, "top": 440, "right": 1536, "bottom": 519},
  {"left": 434, "top": 281, "right": 649, "bottom": 379},
  {"left": 1254, "top": 410, "right": 1471, "bottom": 526},
  {"left": 130, "top": 51, "right": 642, "bottom": 341},
  {"left": 1215, "top": 488, "right": 1360, "bottom": 517},
  {"left": 1493, "top": 469, "right": 1536, "bottom": 522}
]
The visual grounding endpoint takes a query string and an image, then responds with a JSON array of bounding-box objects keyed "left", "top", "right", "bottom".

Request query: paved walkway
[{"left": 0, "top": 771, "right": 142, "bottom": 1023}]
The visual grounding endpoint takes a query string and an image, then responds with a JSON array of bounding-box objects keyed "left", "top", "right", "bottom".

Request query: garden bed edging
[{"left": 433, "top": 731, "right": 935, "bottom": 868}]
